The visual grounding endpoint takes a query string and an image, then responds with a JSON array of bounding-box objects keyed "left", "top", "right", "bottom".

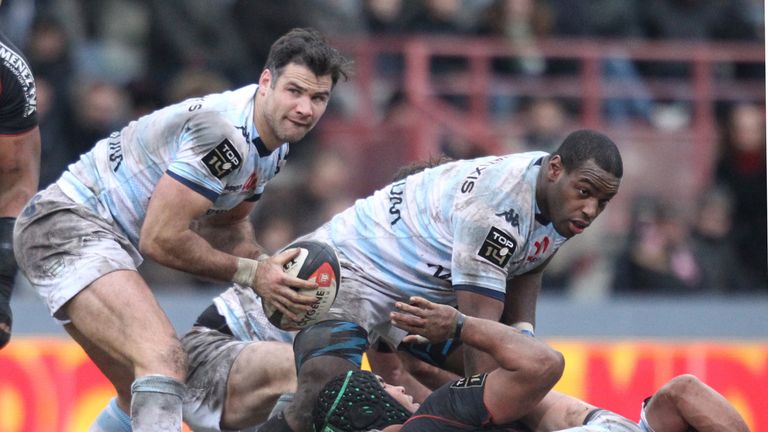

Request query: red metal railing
[{"left": 319, "top": 37, "right": 764, "bottom": 204}]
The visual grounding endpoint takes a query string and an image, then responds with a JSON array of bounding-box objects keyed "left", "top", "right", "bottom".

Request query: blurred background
[{"left": 0, "top": 0, "right": 766, "bottom": 431}]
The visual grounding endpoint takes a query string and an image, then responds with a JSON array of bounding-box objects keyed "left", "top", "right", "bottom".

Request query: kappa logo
[
  {"left": 478, "top": 227, "right": 516, "bottom": 268},
  {"left": 203, "top": 139, "right": 242, "bottom": 179}
]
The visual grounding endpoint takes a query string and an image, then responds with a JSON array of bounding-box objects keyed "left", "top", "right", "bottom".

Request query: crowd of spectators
[{"left": 3, "top": 0, "right": 765, "bottom": 296}]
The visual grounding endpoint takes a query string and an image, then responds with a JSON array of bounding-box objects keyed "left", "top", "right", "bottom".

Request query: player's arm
[
  {"left": 501, "top": 255, "right": 554, "bottom": 334},
  {"left": 0, "top": 127, "right": 41, "bottom": 216},
  {"left": 644, "top": 374, "right": 749, "bottom": 432},
  {"left": 191, "top": 200, "right": 265, "bottom": 259},
  {"left": 366, "top": 344, "right": 436, "bottom": 404},
  {"left": 453, "top": 289, "right": 504, "bottom": 375},
  {"left": 391, "top": 296, "right": 563, "bottom": 423},
  {"left": 140, "top": 173, "right": 317, "bottom": 319}
]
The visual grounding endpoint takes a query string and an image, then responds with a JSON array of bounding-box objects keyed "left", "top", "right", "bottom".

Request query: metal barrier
[{"left": 320, "top": 36, "right": 764, "bottom": 203}]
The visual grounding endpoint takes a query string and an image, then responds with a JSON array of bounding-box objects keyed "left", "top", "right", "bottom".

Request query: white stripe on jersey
[
  {"left": 56, "top": 84, "right": 288, "bottom": 244},
  {"left": 304, "top": 152, "right": 567, "bottom": 306}
]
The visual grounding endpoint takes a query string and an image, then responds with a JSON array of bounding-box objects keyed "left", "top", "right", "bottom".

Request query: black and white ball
[{"left": 262, "top": 240, "right": 341, "bottom": 330}]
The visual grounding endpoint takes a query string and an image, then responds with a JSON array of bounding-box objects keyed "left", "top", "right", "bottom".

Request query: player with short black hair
[
  {"left": 315, "top": 297, "right": 750, "bottom": 432},
  {"left": 261, "top": 129, "right": 623, "bottom": 432},
  {"left": 13, "top": 27, "right": 350, "bottom": 431},
  {"left": 0, "top": 29, "right": 41, "bottom": 349}
]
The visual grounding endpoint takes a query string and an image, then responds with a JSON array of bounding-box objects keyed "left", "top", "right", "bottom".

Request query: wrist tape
[{"left": 232, "top": 257, "right": 259, "bottom": 287}]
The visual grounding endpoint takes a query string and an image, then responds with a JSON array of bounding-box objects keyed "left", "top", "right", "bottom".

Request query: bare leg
[
  {"left": 221, "top": 341, "right": 297, "bottom": 429},
  {"left": 63, "top": 270, "right": 187, "bottom": 431}
]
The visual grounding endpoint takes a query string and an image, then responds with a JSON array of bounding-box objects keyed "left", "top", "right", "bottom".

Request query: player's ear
[
  {"left": 259, "top": 69, "right": 273, "bottom": 92},
  {"left": 547, "top": 155, "right": 564, "bottom": 181}
]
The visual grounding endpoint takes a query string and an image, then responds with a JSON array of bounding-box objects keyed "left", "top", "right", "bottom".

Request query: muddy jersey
[
  {"left": 306, "top": 152, "right": 567, "bottom": 306},
  {"left": 212, "top": 284, "right": 295, "bottom": 343},
  {"left": 0, "top": 30, "right": 37, "bottom": 134},
  {"left": 55, "top": 84, "right": 288, "bottom": 244}
]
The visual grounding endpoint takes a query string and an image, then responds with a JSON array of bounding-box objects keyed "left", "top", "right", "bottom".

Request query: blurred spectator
[
  {"left": 715, "top": 102, "right": 767, "bottom": 290},
  {"left": 146, "top": 0, "right": 248, "bottom": 87},
  {"left": 612, "top": 196, "right": 701, "bottom": 295},
  {"left": 515, "top": 97, "right": 569, "bottom": 152},
  {"left": 231, "top": 0, "right": 311, "bottom": 83},
  {"left": 406, "top": 0, "right": 473, "bottom": 76},
  {"left": 362, "top": 0, "right": 417, "bottom": 86},
  {"left": 689, "top": 187, "right": 752, "bottom": 293},
  {"left": 288, "top": 149, "right": 357, "bottom": 236},
  {"left": 548, "top": 0, "right": 652, "bottom": 123},
  {"left": 65, "top": 80, "right": 131, "bottom": 158},
  {"left": 476, "top": 0, "right": 552, "bottom": 76},
  {"left": 164, "top": 68, "right": 233, "bottom": 104},
  {"left": 475, "top": 0, "right": 553, "bottom": 116}
]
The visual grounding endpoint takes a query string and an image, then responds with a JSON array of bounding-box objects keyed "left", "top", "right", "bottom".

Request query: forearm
[
  {"left": 140, "top": 226, "right": 242, "bottom": 283},
  {"left": 192, "top": 217, "right": 265, "bottom": 259},
  {"left": 0, "top": 128, "right": 41, "bottom": 216}
]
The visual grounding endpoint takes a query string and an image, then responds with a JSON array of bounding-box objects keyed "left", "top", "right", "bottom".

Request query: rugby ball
[{"left": 262, "top": 240, "right": 341, "bottom": 330}]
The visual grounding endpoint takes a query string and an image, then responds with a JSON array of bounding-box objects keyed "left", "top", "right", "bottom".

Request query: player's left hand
[{"left": 391, "top": 296, "right": 460, "bottom": 344}]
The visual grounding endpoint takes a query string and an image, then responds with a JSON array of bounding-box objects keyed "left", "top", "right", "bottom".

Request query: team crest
[
  {"left": 203, "top": 139, "right": 242, "bottom": 178},
  {"left": 478, "top": 227, "right": 516, "bottom": 268}
]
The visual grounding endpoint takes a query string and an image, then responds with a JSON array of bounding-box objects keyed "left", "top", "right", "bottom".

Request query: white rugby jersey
[
  {"left": 56, "top": 84, "right": 288, "bottom": 244},
  {"left": 305, "top": 152, "right": 567, "bottom": 305},
  {"left": 214, "top": 284, "right": 295, "bottom": 343}
]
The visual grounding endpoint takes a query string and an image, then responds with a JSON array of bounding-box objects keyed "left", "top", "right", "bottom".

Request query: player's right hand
[
  {"left": 391, "top": 296, "right": 460, "bottom": 344},
  {"left": 251, "top": 248, "right": 318, "bottom": 321}
]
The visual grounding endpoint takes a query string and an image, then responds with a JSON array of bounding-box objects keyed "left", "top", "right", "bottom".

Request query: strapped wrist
[
  {"left": 232, "top": 257, "right": 260, "bottom": 287},
  {"left": 453, "top": 312, "right": 466, "bottom": 340}
]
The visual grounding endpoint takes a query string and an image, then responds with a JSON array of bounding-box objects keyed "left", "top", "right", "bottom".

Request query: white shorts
[
  {"left": 13, "top": 184, "right": 142, "bottom": 323},
  {"left": 181, "top": 326, "right": 250, "bottom": 432},
  {"left": 322, "top": 258, "right": 408, "bottom": 348}
]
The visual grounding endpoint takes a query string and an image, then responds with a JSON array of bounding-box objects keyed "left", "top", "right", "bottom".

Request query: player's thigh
[
  {"left": 65, "top": 269, "right": 180, "bottom": 375},
  {"left": 225, "top": 341, "right": 296, "bottom": 420}
]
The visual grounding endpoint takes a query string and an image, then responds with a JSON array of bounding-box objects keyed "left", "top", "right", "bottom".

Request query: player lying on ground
[
  {"left": 312, "top": 295, "right": 564, "bottom": 431},
  {"left": 314, "top": 296, "right": 749, "bottom": 432}
]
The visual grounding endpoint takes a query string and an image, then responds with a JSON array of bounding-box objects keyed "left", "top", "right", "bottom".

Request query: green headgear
[{"left": 313, "top": 370, "right": 412, "bottom": 432}]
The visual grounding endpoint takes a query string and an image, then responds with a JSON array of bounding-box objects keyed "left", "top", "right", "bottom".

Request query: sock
[
  {"left": 130, "top": 375, "right": 185, "bottom": 432},
  {"left": 90, "top": 397, "right": 132, "bottom": 432},
  {"left": 258, "top": 410, "right": 295, "bottom": 432}
]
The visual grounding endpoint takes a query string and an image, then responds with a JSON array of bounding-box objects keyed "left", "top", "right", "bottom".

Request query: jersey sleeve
[
  {"left": 450, "top": 194, "right": 524, "bottom": 297},
  {"left": 166, "top": 111, "right": 248, "bottom": 201},
  {"left": 0, "top": 38, "right": 38, "bottom": 134}
]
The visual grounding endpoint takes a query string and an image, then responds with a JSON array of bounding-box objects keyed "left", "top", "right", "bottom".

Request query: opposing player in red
[{"left": 0, "top": 29, "right": 41, "bottom": 349}]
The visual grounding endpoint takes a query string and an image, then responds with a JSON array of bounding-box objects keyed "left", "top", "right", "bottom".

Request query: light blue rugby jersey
[
  {"left": 308, "top": 152, "right": 567, "bottom": 305},
  {"left": 56, "top": 84, "right": 288, "bottom": 245}
]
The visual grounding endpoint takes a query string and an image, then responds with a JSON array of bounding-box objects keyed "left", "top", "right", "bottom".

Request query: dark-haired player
[
  {"left": 261, "top": 129, "right": 624, "bottom": 432},
  {"left": 0, "top": 29, "right": 40, "bottom": 349},
  {"left": 13, "top": 27, "right": 350, "bottom": 431},
  {"left": 314, "top": 296, "right": 750, "bottom": 432}
]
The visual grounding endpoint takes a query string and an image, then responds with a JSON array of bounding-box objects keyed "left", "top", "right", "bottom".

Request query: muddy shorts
[
  {"left": 182, "top": 326, "right": 250, "bottom": 432},
  {"left": 13, "top": 184, "right": 141, "bottom": 323}
]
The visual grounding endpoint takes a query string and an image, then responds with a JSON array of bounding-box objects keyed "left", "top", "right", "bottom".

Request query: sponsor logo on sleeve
[
  {"left": 451, "top": 373, "right": 487, "bottom": 389},
  {"left": 477, "top": 227, "right": 516, "bottom": 268},
  {"left": 203, "top": 139, "right": 242, "bottom": 179}
]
